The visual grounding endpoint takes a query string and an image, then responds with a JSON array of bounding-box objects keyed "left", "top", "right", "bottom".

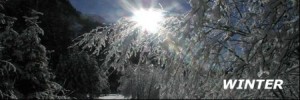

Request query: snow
[{"left": 98, "top": 94, "right": 131, "bottom": 99}]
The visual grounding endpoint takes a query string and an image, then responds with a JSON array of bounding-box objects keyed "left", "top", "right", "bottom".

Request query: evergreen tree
[
  {"left": 0, "top": 1, "right": 21, "bottom": 98},
  {"left": 1, "top": 1, "right": 68, "bottom": 98}
]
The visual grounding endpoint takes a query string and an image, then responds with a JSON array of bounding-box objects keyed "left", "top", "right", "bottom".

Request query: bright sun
[{"left": 131, "top": 9, "right": 164, "bottom": 33}]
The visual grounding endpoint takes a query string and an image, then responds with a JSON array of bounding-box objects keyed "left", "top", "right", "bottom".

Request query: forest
[{"left": 0, "top": 0, "right": 299, "bottom": 99}]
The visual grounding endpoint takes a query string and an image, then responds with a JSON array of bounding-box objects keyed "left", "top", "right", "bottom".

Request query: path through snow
[{"left": 98, "top": 94, "right": 131, "bottom": 99}]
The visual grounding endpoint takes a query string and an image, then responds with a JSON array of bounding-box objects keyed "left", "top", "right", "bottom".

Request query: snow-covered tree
[
  {"left": 117, "top": 61, "right": 160, "bottom": 99},
  {"left": 74, "top": 0, "right": 299, "bottom": 99},
  {"left": 0, "top": 1, "right": 68, "bottom": 98}
]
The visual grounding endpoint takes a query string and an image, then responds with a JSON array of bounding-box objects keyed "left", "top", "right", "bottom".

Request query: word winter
[{"left": 223, "top": 79, "right": 283, "bottom": 89}]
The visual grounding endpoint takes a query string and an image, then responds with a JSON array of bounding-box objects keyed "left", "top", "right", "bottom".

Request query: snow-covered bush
[{"left": 74, "top": 0, "right": 299, "bottom": 99}]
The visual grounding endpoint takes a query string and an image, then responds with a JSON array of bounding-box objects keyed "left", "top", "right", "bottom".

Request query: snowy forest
[{"left": 0, "top": 0, "right": 299, "bottom": 99}]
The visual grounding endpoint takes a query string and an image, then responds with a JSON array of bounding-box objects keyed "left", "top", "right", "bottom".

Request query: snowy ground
[{"left": 98, "top": 94, "right": 131, "bottom": 99}]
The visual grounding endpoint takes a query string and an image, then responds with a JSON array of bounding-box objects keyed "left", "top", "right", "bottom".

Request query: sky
[{"left": 69, "top": 0, "right": 192, "bottom": 23}]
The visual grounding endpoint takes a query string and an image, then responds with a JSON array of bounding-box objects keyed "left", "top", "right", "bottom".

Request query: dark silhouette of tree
[{"left": 56, "top": 48, "right": 109, "bottom": 99}]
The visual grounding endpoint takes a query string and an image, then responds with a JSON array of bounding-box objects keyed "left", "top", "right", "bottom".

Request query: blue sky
[{"left": 69, "top": 0, "right": 191, "bottom": 22}]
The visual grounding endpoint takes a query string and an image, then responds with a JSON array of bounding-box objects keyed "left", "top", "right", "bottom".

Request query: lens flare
[{"left": 131, "top": 9, "right": 164, "bottom": 33}]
